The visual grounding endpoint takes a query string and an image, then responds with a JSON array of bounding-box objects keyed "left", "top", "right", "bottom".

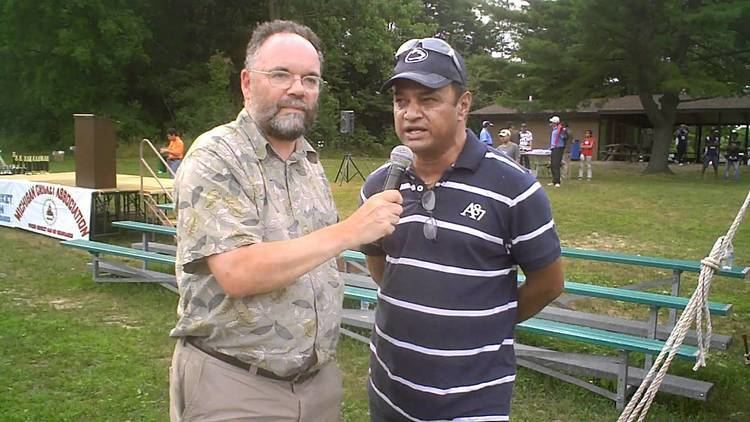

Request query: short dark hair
[
  {"left": 167, "top": 128, "right": 178, "bottom": 136},
  {"left": 450, "top": 83, "right": 467, "bottom": 105},
  {"left": 244, "top": 20, "right": 323, "bottom": 69}
]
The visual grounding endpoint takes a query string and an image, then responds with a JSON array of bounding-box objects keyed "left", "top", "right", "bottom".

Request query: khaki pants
[
  {"left": 578, "top": 155, "right": 592, "bottom": 179},
  {"left": 169, "top": 340, "right": 342, "bottom": 421}
]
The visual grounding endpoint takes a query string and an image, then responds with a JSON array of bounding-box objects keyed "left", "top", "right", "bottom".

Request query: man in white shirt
[{"left": 518, "top": 122, "right": 533, "bottom": 168}]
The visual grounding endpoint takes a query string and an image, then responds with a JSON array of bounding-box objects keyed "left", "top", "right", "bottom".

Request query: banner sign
[
  {"left": 0, "top": 190, "right": 13, "bottom": 227},
  {"left": 0, "top": 180, "right": 17, "bottom": 229},
  {"left": 0, "top": 180, "right": 93, "bottom": 240}
]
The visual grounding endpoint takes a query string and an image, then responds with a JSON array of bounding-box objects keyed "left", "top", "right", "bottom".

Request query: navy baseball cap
[{"left": 382, "top": 38, "right": 468, "bottom": 91}]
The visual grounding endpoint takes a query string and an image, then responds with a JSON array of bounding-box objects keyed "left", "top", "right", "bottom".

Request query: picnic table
[
  {"left": 522, "top": 149, "right": 552, "bottom": 178},
  {"left": 521, "top": 148, "right": 572, "bottom": 179},
  {"left": 601, "top": 144, "right": 639, "bottom": 162}
]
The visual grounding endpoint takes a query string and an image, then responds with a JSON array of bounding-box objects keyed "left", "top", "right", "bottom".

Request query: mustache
[{"left": 276, "top": 98, "right": 309, "bottom": 111}]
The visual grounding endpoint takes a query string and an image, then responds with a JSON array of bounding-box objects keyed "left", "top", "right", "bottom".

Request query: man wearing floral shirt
[{"left": 168, "top": 20, "right": 402, "bottom": 422}]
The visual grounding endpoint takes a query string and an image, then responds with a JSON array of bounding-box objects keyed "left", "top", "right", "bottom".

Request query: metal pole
[
  {"left": 745, "top": 124, "right": 749, "bottom": 165},
  {"left": 616, "top": 350, "right": 630, "bottom": 410},
  {"left": 645, "top": 306, "right": 658, "bottom": 369},
  {"left": 668, "top": 269, "right": 681, "bottom": 326}
]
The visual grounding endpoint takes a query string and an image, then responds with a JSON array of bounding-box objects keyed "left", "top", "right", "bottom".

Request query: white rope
[{"left": 618, "top": 188, "right": 750, "bottom": 422}]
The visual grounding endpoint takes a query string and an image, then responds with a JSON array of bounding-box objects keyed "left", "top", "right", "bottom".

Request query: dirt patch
[
  {"left": 12, "top": 297, "right": 36, "bottom": 307},
  {"left": 102, "top": 315, "right": 142, "bottom": 330},
  {"left": 48, "top": 298, "right": 84, "bottom": 310},
  {"left": 565, "top": 232, "right": 630, "bottom": 251},
  {"left": 0, "top": 287, "right": 37, "bottom": 307}
]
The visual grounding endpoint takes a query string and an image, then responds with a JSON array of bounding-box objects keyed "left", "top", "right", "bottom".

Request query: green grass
[{"left": 2, "top": 158, "right": 750, "bottom": 421}]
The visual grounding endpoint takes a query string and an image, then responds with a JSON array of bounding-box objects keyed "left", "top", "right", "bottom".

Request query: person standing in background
[
  {"left": 702, "top": 128, "right": 721, "bottom": 178},
  {"left": 674, "top": 124, "right": 689, "bottom": 165},
  {"left": 518, "top": 122, "right": 533, "bottom": 168},
  {"left": 548, "top": 116, "right": 564, "bottom": 187},
  {"left": 578, "top": 129, "right": 595, "bottom": 180},
  {"left": 724, "top": 134, "right": 741, "bottom": 181},
  {"left": 508, "top": 122, "right": 521, "bottom": 145},
  {"left": 496, "top": 128, "right": 520, "bottom": 163},
  {"left": 479, "top": 120, "right": 494, "bottom": 146}
]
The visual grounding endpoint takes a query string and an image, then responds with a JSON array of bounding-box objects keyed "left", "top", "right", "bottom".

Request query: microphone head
[{"left": 390, "top": 145, "right": 414, "bottom": 168}]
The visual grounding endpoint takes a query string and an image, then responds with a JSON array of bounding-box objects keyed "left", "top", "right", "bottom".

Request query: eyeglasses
[
  {"left": 395, "top": 38, "right": 463, "bottom": 81},
  {"left": 421, "top": 189, "right": 437, "bottom": 241},
  {"left": 250, "top": 69, "right": 324, "bottom": 91}
]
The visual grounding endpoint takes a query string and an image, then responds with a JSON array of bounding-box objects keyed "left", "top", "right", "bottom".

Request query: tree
[
  {"left": 0, "top": 0, "right": 503, "bottom": 153},
  {"left": 134, "top": 0, "right": 265, "bottom": 132},
  {"left": 506, "top": 0, "right": 750, "bottom": 173},
  {"left": 465, "top": 55, "right": 519, "bottom": 110},
  {"left": 421, "top": 0, "right": 498, "bottom": 55},
  {"left": 0, "top": 0, "right": 150, "bottom": 147}
]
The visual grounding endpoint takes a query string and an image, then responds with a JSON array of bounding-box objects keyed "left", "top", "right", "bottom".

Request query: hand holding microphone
[{"left": 338, "top": 146, "right": 414, "bottom": 249}]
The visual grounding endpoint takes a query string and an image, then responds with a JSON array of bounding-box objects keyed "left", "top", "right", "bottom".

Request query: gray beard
[
  {"left": 252, "top": 99, "right": 317, "bottom": 141},
  {"left": 267, "top": 112, "right": 310, "bottom": 140}
]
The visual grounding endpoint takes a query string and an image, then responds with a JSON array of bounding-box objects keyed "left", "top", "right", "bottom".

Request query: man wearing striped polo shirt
[{"left": 360, "top": 38, "right": 564, "bottom": 421}]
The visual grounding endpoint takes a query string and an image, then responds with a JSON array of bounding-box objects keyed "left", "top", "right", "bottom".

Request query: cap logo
[{"left": 404, "top": 48, "right": 428, "bottom": 64}]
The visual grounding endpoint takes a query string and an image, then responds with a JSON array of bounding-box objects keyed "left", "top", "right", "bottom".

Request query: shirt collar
[
  {"left": 288, "top": 136, "right": 318, "bottom": 164},
  {"left": 235, "top": 108, "right": 319, "bottom": 164},
  {"left": 452, "top": 129, "right": 486, "bottom": 171}
]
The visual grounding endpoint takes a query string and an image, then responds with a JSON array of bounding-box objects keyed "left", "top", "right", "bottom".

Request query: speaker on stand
[{"left": 334, "top": 110, "right": 365, "bottom": 185}]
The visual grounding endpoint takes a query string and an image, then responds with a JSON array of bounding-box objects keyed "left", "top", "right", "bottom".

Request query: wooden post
[{"left": 695, "top": 125, "right": 703, "bottom": 164}]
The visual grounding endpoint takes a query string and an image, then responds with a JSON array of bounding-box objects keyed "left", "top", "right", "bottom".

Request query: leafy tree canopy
[{"left": 9, "top": 0, "right": 744, "bottom": 171}]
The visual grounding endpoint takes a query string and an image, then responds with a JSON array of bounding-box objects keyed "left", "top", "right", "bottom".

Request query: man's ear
[
  {"left": 457, "top": 90, "right": 472, "bottom": 122},
  {"left": 240, "top": 68, "right": 252, "bottom": 103}
]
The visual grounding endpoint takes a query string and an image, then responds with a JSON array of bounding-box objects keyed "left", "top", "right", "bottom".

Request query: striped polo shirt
[{"left": 360, "top": 130, "right": 561, "bottom": 421}]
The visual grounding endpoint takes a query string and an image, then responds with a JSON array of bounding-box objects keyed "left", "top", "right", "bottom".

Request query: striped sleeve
[
  {"left": 508, "top": 180, "right": 560, "bottom": 272},
  {"left": 359, "top": 164, "right": 389, "bottom": 256}
]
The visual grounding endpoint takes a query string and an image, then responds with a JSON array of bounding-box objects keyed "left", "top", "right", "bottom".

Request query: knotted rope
[{"left": 618, "top": 188, "right": 750, "bottom": 422}]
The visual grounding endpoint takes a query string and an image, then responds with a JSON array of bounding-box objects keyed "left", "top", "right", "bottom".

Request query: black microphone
[{"left": 383, "top": 145, "right": 414, "bottom": 190}]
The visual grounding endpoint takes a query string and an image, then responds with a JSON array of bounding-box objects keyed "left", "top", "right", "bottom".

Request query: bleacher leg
[
  {"left": 142, "top": 232, "right": 149, "bottom": 270},
  {"left": 645, "top": 306, "right": 659, "bottom": 369},
  {"left": 668, "top": 270, "right": 682, "bottom": 326},
  {"left": 92, "top": 254, "right": 101, "bottom": 281},
  {"left": 616, "top": 350, "right": 629, "bottom": 410}
]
